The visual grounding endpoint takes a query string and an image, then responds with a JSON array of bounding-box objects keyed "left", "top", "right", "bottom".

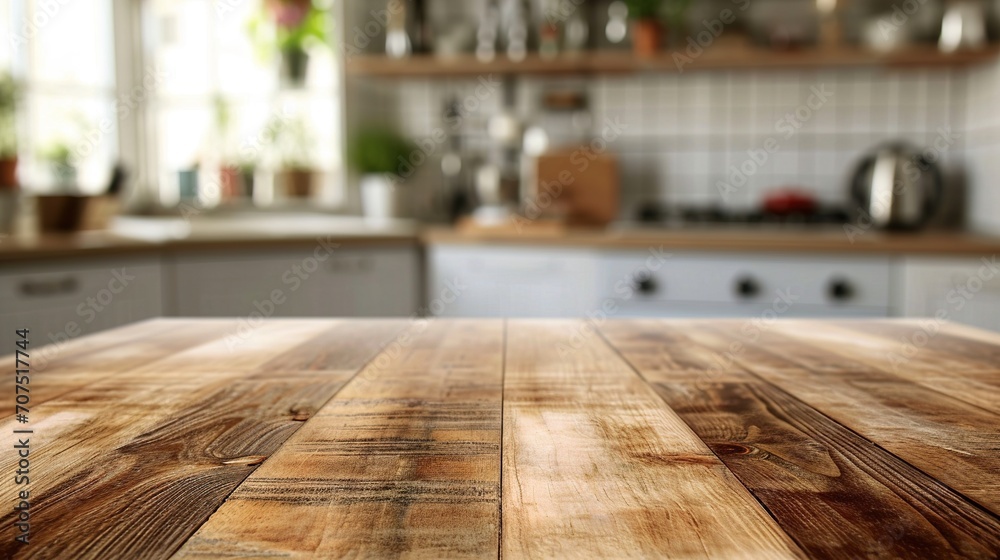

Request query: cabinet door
[
  {"left": 0, "top": 258, "right": 163, "bottom": 343},
  {"left": 899, "top": 257, "right": 1000, "bottom": 332},
  {"left": 599, "top": 252, "right": 891, "bottom": 319},
  {"left": 428, "top": 246, "right": 599, "bottom": 317},
  {"left": 171, "top": 248, "right": 419, "bottom": 318}
]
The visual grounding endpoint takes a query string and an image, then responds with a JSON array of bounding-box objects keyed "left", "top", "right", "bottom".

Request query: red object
[
  {"left": 763, "top": 189, "right": 818, "bottom": 215},
  {"left": 266, "top": 0, "right": 310, "bottom": 29},
  {"left": 219, "top": 166, "right": 241, "bottom": 200},
  {"left": 0, "top": 157, "right": 17, "bottom": 189}
]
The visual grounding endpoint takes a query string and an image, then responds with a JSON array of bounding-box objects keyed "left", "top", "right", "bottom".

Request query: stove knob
[
  {"left": 735, "top": 276, "right": 760, "bottom": 299},
  {"left": 634, "top": 272, "right": 658, "bottom": 295},
  {"left": 829, "top": 278, "right": 855, "bottom": 302}
]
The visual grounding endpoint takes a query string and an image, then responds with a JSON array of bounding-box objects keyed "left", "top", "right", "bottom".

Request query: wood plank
[
  {"left": 587, "top": 318, "right": 747, "bottom": 376},
  {"left": 601, "top": 322, "right": 1000, "bottom": 559},
  {"left": 0, "top": 320, "right": 403, "bottom": 559},
  {"left": 766, "top": 321, "right": 996, "bottom": 375},
  {"left": 682, "top": 322, "right": 1000, "bottom": 516},
  {"left": 421, "top": 227, "right": 1000, "bottom": 257},
  {"left": 501, "top": 320, "right": 803, "bottom": 559},
  {"left": 346, "top": 45, "right": 1000, "bottom": 78},
  {"left": 0, "top": 320, "right": 234, "bottom": 418},
  {"left": 844, "top": 321, "right": 1000, "bottom": 369},
  {"left": 808, "top": 321, "right": 1000, "bottom": 411},
  {"left": 1, "top": 318, "right": 182, "bottom": 378},
  {"left": 174, "top": 320, "right": 505, "bottom": 559}
]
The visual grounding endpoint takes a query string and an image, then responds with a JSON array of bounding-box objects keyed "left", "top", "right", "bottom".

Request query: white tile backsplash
[
  {"left": 966, "top": 58, "right": 1000, "bottom": 235},
  {"left": 364, "top": 64, "right": 990, "bottom": 220}
]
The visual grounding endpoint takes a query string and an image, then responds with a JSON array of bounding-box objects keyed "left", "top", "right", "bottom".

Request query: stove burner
[{"left": 634, "top": 203, "right": 850, "bottom": 227}]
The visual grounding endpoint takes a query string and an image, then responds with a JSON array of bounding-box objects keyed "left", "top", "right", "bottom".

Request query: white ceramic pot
[{"left": 361, "top": 174, "right": 400, "bottom": 224}]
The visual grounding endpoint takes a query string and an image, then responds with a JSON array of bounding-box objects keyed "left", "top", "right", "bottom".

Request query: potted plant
[
  {"left": 0, "top": 73, "right": 19, "bottom": 189},
  {"left": 40, "top": 141, "right": 77, "bottom": 188},
  {"left": 178, "top": 162, "right": 200, "bottom": 200},
  {"left": 238, "top": 159, "right": 257, "bottom": 200},
  {"left": 625, "top": 0, "right": 664, "bottom": 56},
  {"left": 273, "top": 116, "right": 316, "bottom": 198},
  {"left": 279, "top": 160, "right": 313, "bottom": 198},
  {"left": 248, "top": 0, "right": 333, "bottom": 88},
  {"left": 213, "top": 96, "right": 243, "bottom": 201},
  {"left": 348, "top": 126, "right": 415, "bottom": 223}
]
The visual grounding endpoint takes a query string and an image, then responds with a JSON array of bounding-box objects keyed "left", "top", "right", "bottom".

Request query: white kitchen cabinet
[
  {"left": 599, "top": 252, "right": 892, "bottom": 319},
  {"left": 428, "top": 246, "right": 893, "bottom": 319},
  {"left": 898, "top": 257, "right": 1000, "bottom": 332},
  {"left": 428, "top": 246, "right": 600, "bottom": 317},
  {"left": 170, "top": 247, "right": 419, "bottom": 318},
  {"left": 0, "top": 257, "right": 164, "bottom": 344}
]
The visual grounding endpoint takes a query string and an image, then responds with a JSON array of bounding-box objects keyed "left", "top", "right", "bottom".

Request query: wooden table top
[{"left": 3, "top": 319, "right": 999, "bottom": 558}]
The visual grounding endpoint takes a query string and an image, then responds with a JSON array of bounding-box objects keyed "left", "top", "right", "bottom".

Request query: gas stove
[{"left": 630, "top": 203, "right": 852, "bottom": 228}]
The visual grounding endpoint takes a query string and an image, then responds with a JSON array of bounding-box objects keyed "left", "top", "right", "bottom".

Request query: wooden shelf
[{"left": 346, "top": 42, "right": 1000, "bottom": 78}]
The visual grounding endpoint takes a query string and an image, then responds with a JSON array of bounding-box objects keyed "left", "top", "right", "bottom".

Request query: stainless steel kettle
[{"left": 850, "top": 142, "right": 943, "bottom": 230}]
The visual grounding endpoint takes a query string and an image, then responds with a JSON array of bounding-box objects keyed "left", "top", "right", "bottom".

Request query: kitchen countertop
[
  {"left": 4, "top": 226, "right": 1000, "bottom": 263},
  {"left": 0, "top": 229, "right": 421, "bottom": 263},
  {"left": 3, "top": 318, "right": 999, "bottom": 558},
  {"left": 423, "top": 226, "right": 1000, "bottom": 255}
]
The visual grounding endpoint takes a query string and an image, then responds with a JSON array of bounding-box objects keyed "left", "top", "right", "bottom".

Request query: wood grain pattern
[
  {"left": 600, "top": 321, "right": 1000, "bottom": 559},
  {"left": 693, "top": 322, "right": 1000, "bottom": 515},
  {"left": 817, "top": 321, "right": 1000, "bottom": 411},
  {"left": 421, "top": 227, "right": 1000, "bottom": 256},
  {"left": 501, "top": 321, "right": 803, "bottom": 559},
  {"left": 0, "top": 319, "right": 233, "bottom": 418},
  {"left": 346, "top": 46, "right": 1000, "bottom": 77},
  {"left": 0, "top": 231, "right": 417, "bottom": 263},
  {"left": 175, "top": 320, "right": 505, "bottom": 558},
  {"left": 0, "top": 320, "right": 405, "bottom": 559},
  {"left": 2, "top": 318, "right": 999, "bottom": 558}
]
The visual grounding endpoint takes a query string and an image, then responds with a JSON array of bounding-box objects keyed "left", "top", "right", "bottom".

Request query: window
[
  {"left": 143, "top": 0, "right": 342, "bottom": 207},
  {"left": 1, "top": 0, "right": 342, "bottom": 204},
  {"left": 3, "top": 0, "right": 119, "bottom": 194}
]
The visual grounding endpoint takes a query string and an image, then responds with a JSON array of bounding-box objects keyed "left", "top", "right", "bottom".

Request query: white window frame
[
  {"left": 6, "top": 0, "right": 121, "bottom": 193},
  {"left": 8, "top": 0, "right": 348, "bottom": 208}
]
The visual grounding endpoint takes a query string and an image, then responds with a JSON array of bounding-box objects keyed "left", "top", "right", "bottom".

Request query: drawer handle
[
  {"left": 19, "top": 277, "right": 80, "bottom": 297},
  {"left": 829, "top": 278, "right": 855, "bottom": 302},
  {"left": 633, "top": 271, "right": 659, "bottom": 296},
  {"left": 734, "top": 276, "right": 761, "bottom": 299}
]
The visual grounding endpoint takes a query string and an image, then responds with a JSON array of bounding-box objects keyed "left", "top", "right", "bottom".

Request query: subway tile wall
[
  {"left": 967, "top": 60, "right": 1000, "bottom": 235},
  {"left": 378, "top": 69, "right": 967, "bottom": 221},
  {"left": 589, "top": 70, "right": 962, "bottom": 213}
]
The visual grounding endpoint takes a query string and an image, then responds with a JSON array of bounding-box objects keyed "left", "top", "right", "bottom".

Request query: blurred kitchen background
[{"left": 3, "top": 0, "right": 1000, "bottom": 341}]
